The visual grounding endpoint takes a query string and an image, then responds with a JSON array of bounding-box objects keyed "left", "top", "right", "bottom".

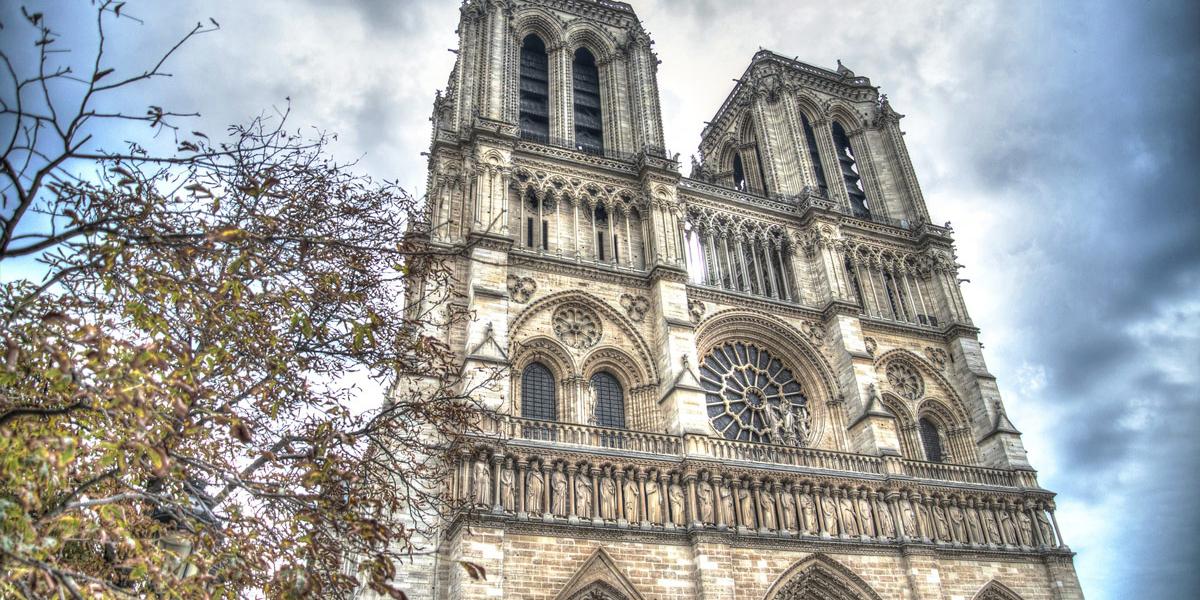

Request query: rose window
[
  {"left": 699, "top": 342, "right": 809, "bottom": 444},
  {"left": 552, "top": 305, "right": 602, "bottom": 350},
  {"left": 886, "top": 361, "right": 923, "bottom": 400}
]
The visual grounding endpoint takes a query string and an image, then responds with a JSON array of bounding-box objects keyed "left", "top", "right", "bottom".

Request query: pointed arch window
[
  {"left": 732, "top": 154, "right": 748, "bottom": 191},
  {"left": 572, "top": 48, "right": 604, "bottom": 154},
  {"left": 831, "top": 121, "right": 869, "bottom": 219},
  {"left": 919, "top": 417, "right": 945, "bottom": 463},
  {"left": 519, "top": 35, "right": 550, "bottom": 142},
  {"left": 590, "top": 372, "right": 625, "bottom": 429},
  {"left": 521, "top": 362, "right": 557, "bottom": 421},
  {"left": 801, "top": 113, "right": 829, "bottom": 195}
]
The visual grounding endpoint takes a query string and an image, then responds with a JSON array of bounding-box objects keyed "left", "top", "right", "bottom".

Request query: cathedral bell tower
[{"left": 381, "top": 1, "right": 1086, "bottom": 599}]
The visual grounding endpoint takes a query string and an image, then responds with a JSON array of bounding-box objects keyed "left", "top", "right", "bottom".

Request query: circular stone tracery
[
  {"left": 552, "top": 304, "right": 602, "bottom": 350},
  {"left": 699, "top": 342, "right": 810, "bottom": 445},
  {"left": 885, "top": 360, "right": 924, "bottom": 400}
]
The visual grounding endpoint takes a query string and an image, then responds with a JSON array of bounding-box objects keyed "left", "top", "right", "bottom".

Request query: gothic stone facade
[{"left": 391, "top": 1, "right": 1085, "bottom": 599}]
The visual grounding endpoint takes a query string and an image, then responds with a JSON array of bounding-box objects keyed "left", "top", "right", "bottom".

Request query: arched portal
[{"left": 763, "top": 554, "right": 884, "bottom": 600}]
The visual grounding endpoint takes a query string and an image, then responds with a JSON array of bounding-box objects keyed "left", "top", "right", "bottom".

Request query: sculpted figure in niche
[
  {"left": 645, "top": 478, "right": 662, "bottom": 523},
  {"left": 698, "top": 482, "right": 715, "bottom": 524},
  {"left": 738, "top": 487, "right": 756, "bottom": 528},
  {"left": 1000, "top": 510, "right": 1018, "bottom": 544},
  {"left": 575, "top": 473, "right": 593, "bottom": 518},
  {"left": 669, "top": 480, "right": 685, "bottom": 525},
  {"left": 600, "top": 475, "right": 616, "bottom": 520},
  {"left": 760, "top": 491, "right": 777, "bottom": 530},
  {"left": 1018, "top": 511, "right": 1034, "bottom": 546},
  {"left": 551, "top": 468, "right": 568, "bottom": 516},
  {"left": 966, "top": 506, "right": 983, "bottom": 544},
  {"left": 472, "top": 459, "right": 490, "bottom": 506},
  {"left": 949, "top": 505, "right": 966, "bottom": 542},
  {"left": 821, "top": 496, "right": 839, "bottom": 535},
  {"left": 933, "top": 505, "right": 951, "bottom": 541},
  {"left": 499, "top": 464, "right": 515, "bottom": 511},
  {"left": 983, "top": 509, "right": 1001, "bottom": 544},
  {"left": 839, "top": 498, "right": 859, "bottom": 536},
  {"left": 914, "top": 502, "right": 930, "bottom": 539},
  {"left": 1036, "top": 510, "right": 1055, "bottom": 546},
  {"left": 623, "top": 478, "right": 639, "bottom": 521},
  {"left": 800, "top": 494, "right": 817, "bottom": 534},
  {"left": 900, "top": 501, "right": 917, "bottom": 538},
  {"left": 877, "top": 500, "right": 896, "bottom": 538},
  {"left": 526, "top": 468, "right": 545, "bottom": 514},
  {"left": 720, "top": 484, "right": 735, "bottom": 525},
  {"left": 858, "top": 498, "right": 875, "bottom": 537},
  {"left": 779, "top": 490, "right": 796, "bottom": 531}
]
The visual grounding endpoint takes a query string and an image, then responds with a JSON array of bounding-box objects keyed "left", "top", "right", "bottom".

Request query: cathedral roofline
[{"left": 699, "top": 49, "right": 877, "bottom": 156}]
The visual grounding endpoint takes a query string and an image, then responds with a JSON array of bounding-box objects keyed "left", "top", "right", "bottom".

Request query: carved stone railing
[
  {"left": 694, "top": 436, "right": 884, "bottom": 475},
  {"left": 902, "top": 459, "right": 1030, "bottom": 488},
  {"left": 498, "top": 416, "right": 682, "bottom": 456}
]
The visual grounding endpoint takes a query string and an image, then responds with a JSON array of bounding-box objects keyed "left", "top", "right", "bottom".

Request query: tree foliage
[{"left": 1, "top": 3, "right": 487, "bottom": 598}]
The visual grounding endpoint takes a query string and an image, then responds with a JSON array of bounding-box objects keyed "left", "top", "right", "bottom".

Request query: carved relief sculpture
[
  {"left": 1000, "top": 510, "right": 1018, "bottom": 545},
  {"left": 1018, "top": 511, "right": 1034, "bottom": 546},
  {"left": 983, "top": 508, "right": 1001, "bottom": 544},
  {"left": 760, "top": 490, "right": 777, "bottom": 530},
  {"left": 553, "top": 304, "right": 602, "bottom": 350},
  {"left": 779, "top": 489, "right": 796, "bottom": 531},
  {"left": 600, "top": 475, "right": 616, "bottom": 520},
  {"left": 858, "top": 498, "right": 875, "bottom": 537},
  {"left": 1036, "top": 510, "right": 1055, "bottom": 546},
  {"left": 950, "top": 505, "right": 967, "bottom": 543},
  {"left": 886, "top": 360, "right": 924, "bottom": 400},
  {"left": 901, "top": 501, "right": 917, "bottom": 539},
  {"left": 966, "top": 506, "right": 983, "bottom": 544},
  {"left": 839, "top": 498, "right": 859, "bottom": 536},
  {"left": 720, "top": 484, "right": 735, "bottom": 526},
  {"left": 738, "top": 486, "right": 756, "bottom": 528},
  {"left": 878, "top": 499, "right": 896, "bottom": 538},
  {"left": 800, "top": 494, "right": 818, "bottom": 534},
  {"left": 933, "top": 505, "right": 951, "bottom": 541},
  {"left": 576, "top": 473, "right": 593, "bottom": 519},
  {"left": 699, "top": 482, "right": 715, "bottom": 524},
  {"left": 500, "top": 464, "right": 515, "bottom": 511}
]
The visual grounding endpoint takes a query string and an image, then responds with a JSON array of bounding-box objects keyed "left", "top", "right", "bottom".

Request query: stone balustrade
[{"left": 453, "top": 417, "right": 1065, "bottom": 555}]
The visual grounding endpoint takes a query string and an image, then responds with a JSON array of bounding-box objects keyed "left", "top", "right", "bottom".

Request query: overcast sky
[{"left": 5, "top": 1, "right": 1198, "bottom": 598}]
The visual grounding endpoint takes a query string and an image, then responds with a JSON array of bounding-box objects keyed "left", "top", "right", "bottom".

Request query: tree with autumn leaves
[{"left": 1, "top": 3, "right": 490, "bottom": 598}]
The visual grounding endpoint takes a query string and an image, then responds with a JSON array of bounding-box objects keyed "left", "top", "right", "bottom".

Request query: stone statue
[
  {"left": 499, "top": 465, "right": 515, "bottom": 511},
  {"left": 668, "top": 482, "right": 685, "bottom": 525},
  {"left": 914, "top": 503, "right": 929, "bottom": 539},
  {"left": 1000, "top": 510, "right": 1018, "bottom": 544},
  {"left": 858, "top": 498, "right": 875, "bottom": 537},
  {"left": 645, "top": 479, "right": 662, "bottom": 523},
  {"left": 983, "top": 509, "right": 1001, "bottom": 544},
  {"left": 780, "top": 491, "right": 796, "bottom": 531},
  {"left": 966, "top": 507, "right": 983, "bottom": 544},
  {"left": 698, "top": 482, "right": 715, "bottom": 524},
  {"left": 582, "top": 383, "right": 597, "bottom": 426},
  {"left": 821, "top": 497, "right": 838, "bottom": 535},
  {"left": 738, "top": 487, "right": 756, "bottom": 528},
  {"left": 839, "top": 498, "right": 859, "bottom": 536},
  {"left": 575, "top": 474, "right": 592, "bottom": 518},
  {"left": 1018, "top": 511, "right": 1034, "bottom": 546},
  {"left": 933, "top": 505, "right": 950, "bottom": 541},
  {"left": 526, "top": 469, "right": 544, "bottom": 514},
  {"left": 1036, "top": 510, "right": 1055, "bottom": 546},
  {"left": 600, "top": 476, "right": 616, "bottom": 520},
  {"left": 719, "top": 485, "right": 735, "bottom": 525},
  {"left": 472, "top": 459, "right": 490, "bottom": 506},
  {"left": 901, "top": 502, "right": 917, "bottom": 538},
  {"left": 551, "top": 469, "right": 568, "bottom": 516},
  {"left": 623, "top": 478, "right": 639, "bottom": 522},
  {"left": 878, "top": 500, "right": 895, "bottom": 538},
  {"left": 760, "top": 491, "right": 777, "bottom": 530},
  {"left": 950, "top": 505, "right": 966, "bottom": 542},
  {"left": 800, "top": 494, "right": 817, "bottom": 534}
]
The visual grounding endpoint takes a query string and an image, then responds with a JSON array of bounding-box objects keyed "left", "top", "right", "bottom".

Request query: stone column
[{"left": 685, "top": 473, "right": 700, "bottom": 527}]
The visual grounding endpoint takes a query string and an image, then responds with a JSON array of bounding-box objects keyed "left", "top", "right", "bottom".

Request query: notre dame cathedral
[{"left": 386, "top": 0, "right": 1086, "bottom": 598}]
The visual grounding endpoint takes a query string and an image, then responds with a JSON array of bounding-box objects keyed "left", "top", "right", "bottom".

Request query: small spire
[{"left": 990, "top": 400, "right": 1021, "bottom": 435}]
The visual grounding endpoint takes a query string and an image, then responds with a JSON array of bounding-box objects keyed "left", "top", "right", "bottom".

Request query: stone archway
[
  {"left": 763, "top": 554, "right": 884, "bottom": 600},
  {"left": 568, "top": 580, "right": 629, "bottom": 600}
]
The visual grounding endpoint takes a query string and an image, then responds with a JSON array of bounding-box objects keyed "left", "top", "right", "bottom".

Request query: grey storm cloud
[{"left": 4, "top": 1, "right": 1197, "bottom": 597}]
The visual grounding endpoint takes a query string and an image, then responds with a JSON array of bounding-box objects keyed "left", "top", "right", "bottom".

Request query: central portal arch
[{"left": 763, "top": 554, "right": 884, "bottom": 600}]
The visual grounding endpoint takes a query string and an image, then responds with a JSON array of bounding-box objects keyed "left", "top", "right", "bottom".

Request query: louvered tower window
[
  {"left": 519, "top": 35, "right": 550, "bottom": 142},
  {"left": 572, "top": 48, "right": 603, "bottom": 154},
  {"left": 590, "top": 372, "right": 625, "bottom": 429},
  {"left": 801, "top": 114, "right": 828, "bottom": 195},
  {"left": 919, "top": 417, "right": 945, "bottom": 463},
  {"left": 520, "top": 363, "right": 556, "bottom": 421},
  {"left": 831, "top": 121, "right": 870, "bottom": 218}
]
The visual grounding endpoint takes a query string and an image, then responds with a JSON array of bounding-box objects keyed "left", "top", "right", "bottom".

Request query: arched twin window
[
  {"left": 519, "top": 364, "right": 626, "bottom": 430},
  {"left": 918, "top": 417, "right": 945, "bottom": 463},
  {"left": 517, "top": 35, "right": 605, "bottom": 154}
]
